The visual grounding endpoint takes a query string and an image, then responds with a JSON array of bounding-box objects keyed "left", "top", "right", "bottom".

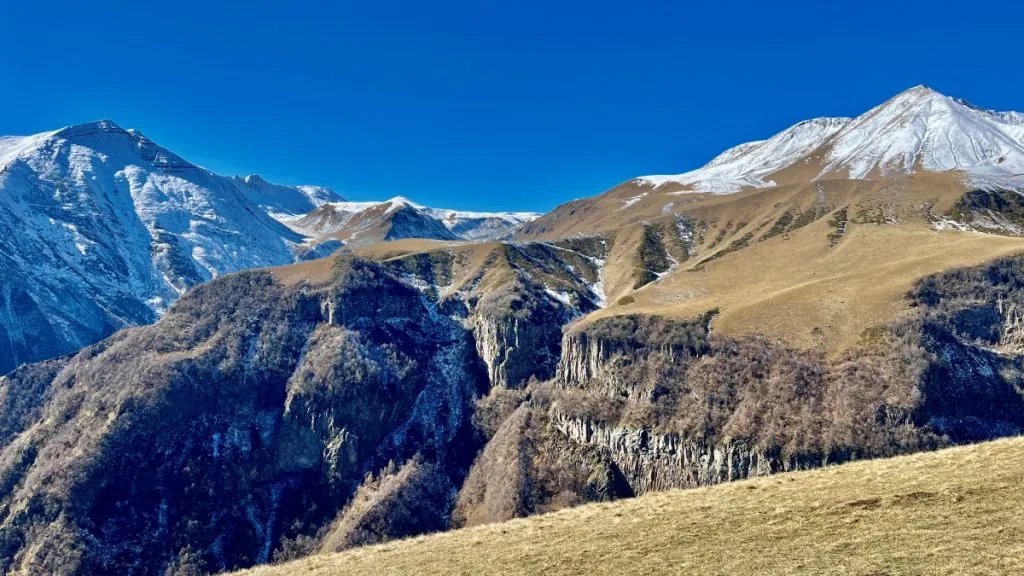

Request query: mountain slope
[
  {"left": 286, "top": 197, "right": 539, "bottom": 246},
  {"left": 639, "top": 116, "right": 851, "bottom": 192},
  {"left": 0, "top": 120, "right": 340, "bottom": 374},
  {"left": 234, "top": 174, "right": 345, "bottom": 218},
  {"left": 2, "top": 238, "right": 1023, "bottom": 575},
  {"left": 235, "top": 436, "right": 1024, "bottom": 576}
]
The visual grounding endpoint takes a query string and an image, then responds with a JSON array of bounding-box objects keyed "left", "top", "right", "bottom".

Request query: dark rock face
[
  {"left": 526, "top": 258, "right": 1024, "bottom": 496},
  {"left": 2, "top": 250, "right": 1024, "bottom": 575},
  {"left": 381, "top": 239, "right": 608, "bottom": 390},
  {"left": 0, "top": 259, "right": 486, "bottom": 575}
]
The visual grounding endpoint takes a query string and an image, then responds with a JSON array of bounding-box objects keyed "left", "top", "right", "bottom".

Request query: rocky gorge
[{"left": 0, "top": 245, "right": 1023, "bottom": 575}]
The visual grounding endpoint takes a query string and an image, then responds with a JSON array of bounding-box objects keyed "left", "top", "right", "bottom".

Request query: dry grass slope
[{"left": 234, "top": 437, "right": 1024, "bottom": 576}]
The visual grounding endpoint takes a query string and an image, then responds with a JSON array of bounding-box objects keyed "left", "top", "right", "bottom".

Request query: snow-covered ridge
[
  {"left": 288, "top": 196, "right": 540, "bottom": 243},
  {"left": 637, "top": 86, "right": 1024, "bottom": 194},
  {"left": 237, "top": 174, "right": 345, "bottom": 218},
  {"left": 639, "top": 117, "right": 851, "bottom": 192},
  {"left": 322, "top": 196, "right": 538, "bottom": 224}
]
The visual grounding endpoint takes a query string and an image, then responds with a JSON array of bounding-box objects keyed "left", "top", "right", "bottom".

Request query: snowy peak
[
  {"left": 53, "top": 118, "right": 129, "bottom": 139},
  {"left": 0, "top": 120, "right": 343, "bottom": 374},
  {"left": 286, "top": 197, "right": 540, "bottom": 245},
  {"left": 820, "top": 86, "right": 1024, "bottom": 182},
  {"left": 637, "top": 86, "right": 1024, "bottom": 195}
]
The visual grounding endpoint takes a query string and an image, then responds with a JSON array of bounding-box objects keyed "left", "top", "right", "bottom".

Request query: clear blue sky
[{"left": 3, "top": 1, "right": 1023, "bottom": 212}]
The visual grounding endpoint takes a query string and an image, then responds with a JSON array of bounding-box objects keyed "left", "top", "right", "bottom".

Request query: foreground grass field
[{"left": 236, "top": 437, "right": 1024, "bottom": 576}]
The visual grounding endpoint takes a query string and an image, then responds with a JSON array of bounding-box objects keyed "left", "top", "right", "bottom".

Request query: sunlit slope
[
  {"left": 235, "top": 436, "right": 1024, "bottom": 576},
  {"left": 605, "top": 216, "right": 1024, "bottom": 352},
  {"left": 269, "top": 171, "right": 1024, "bottom": 355}
]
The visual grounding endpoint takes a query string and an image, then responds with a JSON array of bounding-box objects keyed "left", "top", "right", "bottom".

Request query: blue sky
[{"left": 3, "top": 1, "right": 1023, "bottom": 212}]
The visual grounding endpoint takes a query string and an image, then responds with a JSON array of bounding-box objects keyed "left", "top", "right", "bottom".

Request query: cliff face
[
  {"left": 381, "top": 238, "right": 609, "bottom": 390},
  {"left": 470, "top": 309, "right": 565, "bottom": 390},
  {"left": 549, "top": 412, "right": 797, "bottom": 493},
  {"left": 525, "top": 257, "right": 1024, "bottom": 496}
]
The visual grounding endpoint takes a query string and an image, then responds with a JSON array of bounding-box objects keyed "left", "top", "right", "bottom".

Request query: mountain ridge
[
  {"left": 637, "top": 85, "right": 1024, "bottom": 194},
  {"left": 285, "top": 196, "right": 540, "bottom": 246}
]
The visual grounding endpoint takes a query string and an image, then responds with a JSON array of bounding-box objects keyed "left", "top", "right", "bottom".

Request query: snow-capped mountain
[
  {"left": 0, "top": 120, "right": 340, "bottom": 374},
  {"left": 639, "top": 86, "right": 1024, "bottom": 193},
  {"left": 819, "top": 86, "right": 1024, "bottom": 184},
  {"left": 285, "top": 196, "right": 539, "bottom": 246}
]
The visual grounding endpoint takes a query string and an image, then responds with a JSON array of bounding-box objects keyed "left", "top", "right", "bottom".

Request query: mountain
[
  {"left": 639, "top": 85, "right": 1024, "bottom": 193},
  {"left": 0, "top": 120, "right": 346, "bottom": 374},
  {"left": 283, "top": 196, "right": 539, "bottom": 246},
  {"left": 4, "top": 87, "right": 1024, "bottom": 575},
  {"left": 521, "top": 86, "right": 1024, "bottom": 240}
]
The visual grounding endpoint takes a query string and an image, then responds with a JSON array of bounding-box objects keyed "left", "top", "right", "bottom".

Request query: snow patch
[
  {"left": 620, "top": 193, "right": 648, "bottom": 209},
  {"left": 544, "top": 287, "right": 574, "bottom": 307}
]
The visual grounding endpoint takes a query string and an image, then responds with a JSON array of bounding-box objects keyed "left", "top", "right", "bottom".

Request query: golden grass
[
  {"left": 351, "top": 238, "right": 469, "bottom": 260},
  {"left": 234, "top": 437, "right": 1024, "bottom": 576},
  {"left": 610, "top": 221, "right": 1024, "bottom": 352}
]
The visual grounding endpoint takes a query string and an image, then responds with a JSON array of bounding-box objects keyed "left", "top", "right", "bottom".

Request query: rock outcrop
[{"left": 0, "top": 258, "right": 486, "bottom": 576}]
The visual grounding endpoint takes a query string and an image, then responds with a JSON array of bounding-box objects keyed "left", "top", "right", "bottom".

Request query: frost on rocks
[
  {"left": 583, "top": 244, "right": 609, "bottom": 308},
  {"left": 544, "top": 287, "right": 575, "bottom": 307}
]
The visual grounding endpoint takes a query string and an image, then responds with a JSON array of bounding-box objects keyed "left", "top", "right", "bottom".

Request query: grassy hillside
[
  {"left": 521, "top": 172, "right": 1024, "bottom": 352},
  {"left": 235, "top": 437, "right": 1024, "bottom": 576}
]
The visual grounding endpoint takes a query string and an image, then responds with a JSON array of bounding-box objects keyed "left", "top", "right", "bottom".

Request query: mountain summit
[
  {"left": 0, "top": 120, "right": 346, "bottom": 373},
  {"left": 639, "top": 86, "right": 1024, "bottom": 193}
]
